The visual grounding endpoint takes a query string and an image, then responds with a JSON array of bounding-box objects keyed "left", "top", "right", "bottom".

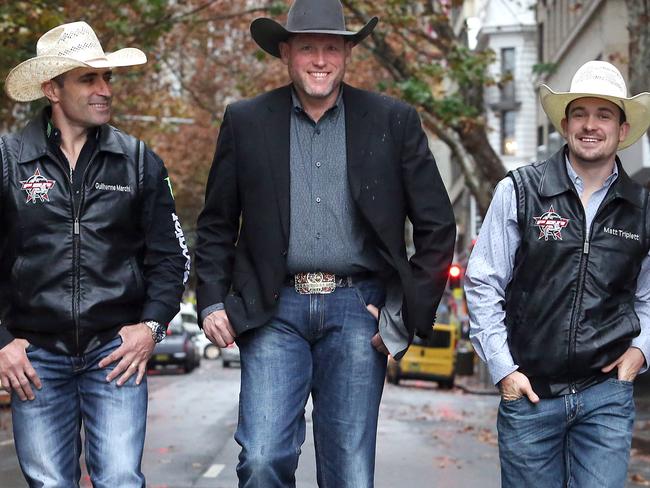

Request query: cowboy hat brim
[
  {"left": 250, "top": 16, "right": 378, "bottom": 58},
  {"left": 540, "top": 84, "right": 650, "bottom": 150},
  {"left": 5, "top": 48, "right": 147, "bottom": 102}
]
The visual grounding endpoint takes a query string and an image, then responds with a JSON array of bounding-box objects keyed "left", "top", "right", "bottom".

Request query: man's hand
[
  {"left": 98, "top": 323, "right": 155, "bottom": 386},
  {"left": 602, "top": 347, "right": 645, "bottom": 382},
  {"left": 203, "top": 310, "right": 236, "bottom": 347},
  {"left": 366, "top": 304, "right": 389, "bottom": 356},
  {"left": 0, "top": 339, "right": 41, "bottom": 401},
  {"left": 498, "top": 370, "right": 540, "bottom": 403}
]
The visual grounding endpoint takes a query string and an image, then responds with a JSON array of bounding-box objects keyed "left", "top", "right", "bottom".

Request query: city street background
[{"left": 3, "top": 359, "right": 650, "bottom": 487}]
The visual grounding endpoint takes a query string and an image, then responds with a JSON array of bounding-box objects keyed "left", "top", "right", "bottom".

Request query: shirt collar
[
  {"left": 291, "top": 86, "right": 343, "bottom": 116},
  {"left": 564, "top": 154, "right": 619, "bottom": 189}
]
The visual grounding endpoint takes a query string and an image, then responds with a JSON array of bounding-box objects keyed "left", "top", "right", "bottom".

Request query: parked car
[
  {"left": 386, "top": 323, "right": 458, "bottom": 389},
  {"left": 179, "top": 303, "right": 221, "bottom": 360},
  {"left": 193, "top": 333, "right": 220, "bottom": 360},
  {"left": 148, "top": 313, "right": 200, "bottom": 373},
  {"left": 221, "top": 342, "right": 240, "bottom": 368}
]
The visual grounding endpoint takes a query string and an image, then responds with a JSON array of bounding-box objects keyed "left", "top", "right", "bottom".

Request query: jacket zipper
[
  {"left": 71, "top": 151, "right": 98, "bottom": 354},
  {"left": 567, "top": 210, "right": 590, "bottom": 395},
  {"left": 49, "top": 149, "right": 98, "bottom": 355},
  {"left": 47, "top": 151, "right": 82, "bottom": 354},
  {"left": 69, "top": 163, "right": 82, "bottom": 355},
  {"left": 567, "top": 187, "right": 615, "bottom": 394}
]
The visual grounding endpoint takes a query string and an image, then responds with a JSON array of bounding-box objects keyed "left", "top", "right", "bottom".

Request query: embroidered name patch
[
  {"left": 533, "top": 206, "right": 570, "bottom": 241},
  {"left": 95, "top": 182, "right": 132, "bottom": 193},
  {"left": 603, "top": 226, "right": 640, "bottom": 241},
  {"left": 20, "top": 168, "right": 56, "bottom": 204}
]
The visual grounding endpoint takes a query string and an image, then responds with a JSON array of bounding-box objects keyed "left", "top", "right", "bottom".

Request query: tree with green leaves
[{"left": 2, "top": 0, "right": 511, "bottom": 218}]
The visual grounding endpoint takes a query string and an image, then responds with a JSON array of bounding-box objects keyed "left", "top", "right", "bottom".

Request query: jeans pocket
[
  {"left": 352, "top": 286, "right": 380, "bottom": 321},
  {"left": 501, "top": 395, "right": 528, "bottom": 406}
]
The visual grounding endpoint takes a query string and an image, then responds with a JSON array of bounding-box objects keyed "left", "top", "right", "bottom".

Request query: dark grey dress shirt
[{"left": 286, "top": 89, "right": 383, "bottom": 274}]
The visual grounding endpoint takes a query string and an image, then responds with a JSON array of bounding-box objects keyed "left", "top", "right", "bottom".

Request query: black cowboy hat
[{"left": 250, "top": 0, "right": 378, "bottom": 58}]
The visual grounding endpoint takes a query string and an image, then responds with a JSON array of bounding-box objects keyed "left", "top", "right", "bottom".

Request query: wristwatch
[{"left": 145, "top": 320, "right": 166, "bottom": 343}]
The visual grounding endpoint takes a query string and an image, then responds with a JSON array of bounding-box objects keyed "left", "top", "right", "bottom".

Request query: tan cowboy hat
[
  {"left": 5, "top": 21, "right": 147, "bottom": 102},
  {"left": 539, "top": 60, "right": 650, "bottom": 150},
  {"left": 250, "top": 0, "right": 378, "bottom": 58}
]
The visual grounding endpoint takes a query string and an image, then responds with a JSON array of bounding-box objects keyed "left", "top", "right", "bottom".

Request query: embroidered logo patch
[
  {"left": 20, "top": 168, "right": 56, "bottom": 204},
  {"left": 533, "top": 206, "right": 570, "bottom": 241}
]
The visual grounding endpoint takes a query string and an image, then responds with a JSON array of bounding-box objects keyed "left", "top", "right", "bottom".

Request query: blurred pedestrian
[
  {"left": 194, "top": 0, "right": 455, "bottom": 485},
  {"left": 466, "top": 60, "right": 650, "bottom": 487},
  {"left": 0, "top": 21, "right": 189, "bottom": 487}
]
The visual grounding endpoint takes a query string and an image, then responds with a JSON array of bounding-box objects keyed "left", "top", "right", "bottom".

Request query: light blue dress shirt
[{"left": 465, "top": 158, "right": 650, "bottom": 385}]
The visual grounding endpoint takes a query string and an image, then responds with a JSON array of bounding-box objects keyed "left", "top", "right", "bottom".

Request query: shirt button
[
  {"left": 282, "top": 250, "right": 288, "bottom": 257},
  {"left": 315, "top": 161, "right": 322, "bottom": 168},
  {"left": 316, "top": 233, "right": 321, "bottom": 239},
  {"left": 316, "top": 197, "right": 321, "bottom": 203},
  {"left": 273, "top": 292, "right": 279, "bottom": 301},
  {"left": 315, "top": 129, "right": 321, "bottom": 135}
]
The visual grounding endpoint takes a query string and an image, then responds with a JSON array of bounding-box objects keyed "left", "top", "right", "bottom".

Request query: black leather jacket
[
  {"left": 0, "top": 111, "right": 189, "bottom": 355},
  {"left": 505, "top": 147, "right": 650, "bottom": 397}
]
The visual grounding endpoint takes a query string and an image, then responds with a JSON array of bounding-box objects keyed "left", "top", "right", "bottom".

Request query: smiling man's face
[
  {"left": 279, "top": 33, "right": 351, "bottom": 110},
  {"left": 561, "top": 97, "right": 629, "bottom": 167},
  {"left": 43, "top": 67, "right": 113, "bottom": 130}
]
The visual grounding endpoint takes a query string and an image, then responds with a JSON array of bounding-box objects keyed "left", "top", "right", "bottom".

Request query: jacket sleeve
[
  {"left": 195, "top": 106, "right": 241, "bottom": 316},
  {"left": 399, "top": 105, "right": 456, "bottom": 336},
  {"left": 138, "top": 148, "right": 189, "bottom": 326},
  {"left": 0, "top": 149, "right": 13, "bottom": 348}
]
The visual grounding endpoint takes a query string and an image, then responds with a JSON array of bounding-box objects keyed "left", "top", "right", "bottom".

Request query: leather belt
[{"left": 286, "top": 272, "right": 373, "bottom": 295}]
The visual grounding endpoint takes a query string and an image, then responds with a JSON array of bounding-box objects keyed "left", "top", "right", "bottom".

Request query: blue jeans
[
  {"left": 235, "top": 279, "right": 387, "bottom": 488},
  {"left": 498, "top": 378, "right": 635, "bottom": 488},
  {"left": 12, "top": 336, "right": 147, "bottom": 488}
]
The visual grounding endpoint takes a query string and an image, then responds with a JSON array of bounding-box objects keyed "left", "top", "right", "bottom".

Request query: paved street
[{"left": 2, "top": 360, "right": 650, "bottom": 487}]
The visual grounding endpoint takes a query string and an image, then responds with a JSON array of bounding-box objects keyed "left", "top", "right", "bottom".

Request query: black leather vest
[
  {"left": 505, "top": 147, "right": 650, "bottom": 397},
  {"left": 0, "top": 115, "right": 145, "bottom": 355}
]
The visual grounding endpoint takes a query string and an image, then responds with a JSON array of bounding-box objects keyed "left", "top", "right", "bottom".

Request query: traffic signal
[{"left": 448, "top": 264, "right": 462, "bottom": 289}]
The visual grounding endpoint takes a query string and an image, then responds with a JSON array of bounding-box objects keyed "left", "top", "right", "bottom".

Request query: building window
[
  {"left": 537, "top": 23, "right": 544, "bottom": 63},
  {"left": 500, "top": 48, "right": 516, "bottom": 101},
  {"left": 501, "top": 110, "right": 517, "bottom": 156}
]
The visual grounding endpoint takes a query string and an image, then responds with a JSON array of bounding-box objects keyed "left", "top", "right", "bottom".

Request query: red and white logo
[
  {"left": 20, "top": 168, "right": 56, "bottom": 204},
  {"left": 533, "top": 205, "right": 570, "bottom": 241}
]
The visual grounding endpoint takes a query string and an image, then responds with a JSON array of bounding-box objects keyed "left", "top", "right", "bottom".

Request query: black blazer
[{"left": 195, "top": 84, "right": 455, "bottom": 342}]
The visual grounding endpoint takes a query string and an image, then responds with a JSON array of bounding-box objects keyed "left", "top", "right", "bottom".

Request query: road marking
[
  {"left": 0, "top": 438, "right": 14, "bottom": 446},
  {"left": 202, "top": 464, "right": 225, "bottom": 478}
]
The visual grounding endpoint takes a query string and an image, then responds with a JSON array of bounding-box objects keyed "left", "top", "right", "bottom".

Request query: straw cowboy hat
[
  {"left": 539, "top": 60, "right": 650, "bottom": 150},
  {"left": 5, "top": 21, "right": 147, "bottom": 102},
  {"left": 250, "top": 0, "right": 378, "bottom": 58}
]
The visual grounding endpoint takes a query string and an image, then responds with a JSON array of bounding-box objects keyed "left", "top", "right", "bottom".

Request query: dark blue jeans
[
  {"left": 12, "top": 336, "right": 147, "bottom": 488},
  {"left": 235, "top": 279, "right": 387, "bottom": 488},
  {"left": 498, "top": 378, "right": 635, "bottom": 488}
]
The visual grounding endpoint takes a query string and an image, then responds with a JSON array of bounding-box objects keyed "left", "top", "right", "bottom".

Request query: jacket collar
[
  {"left": 17, "top": 108, "right": 128, "bottom": 163},
  {"left": 539, "top": 145, "right": 644, "bottom": 208}
]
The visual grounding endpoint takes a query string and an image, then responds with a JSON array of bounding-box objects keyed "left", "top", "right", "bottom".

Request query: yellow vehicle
[{"left": 386, "top": 323, "right": 458, "bottom": 389}]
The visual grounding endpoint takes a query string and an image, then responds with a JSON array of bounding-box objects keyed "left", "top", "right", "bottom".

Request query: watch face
[
  {"left": 147, "top": 321, "right": 166, "bottom": 343},
  {"left": 154, "top": 325, "right": 166, "bottom": 342}
]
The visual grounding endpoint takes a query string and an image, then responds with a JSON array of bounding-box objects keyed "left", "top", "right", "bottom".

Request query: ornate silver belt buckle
[{"left": 294, "top": 272, "right": 336, "bottom": 295}]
